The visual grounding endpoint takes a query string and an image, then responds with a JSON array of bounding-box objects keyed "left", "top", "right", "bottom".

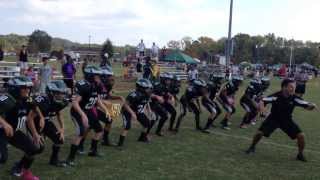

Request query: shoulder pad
[
  {"left": 0, "top": 94, "right": 16, "bottom": 115},
  {"left": 75, "top": 80, "right": 91, "bottom": 95}
]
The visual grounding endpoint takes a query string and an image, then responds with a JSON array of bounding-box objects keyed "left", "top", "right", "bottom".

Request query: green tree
[{"left": 28, "top": 30, "right": 52, "bottom": 53}]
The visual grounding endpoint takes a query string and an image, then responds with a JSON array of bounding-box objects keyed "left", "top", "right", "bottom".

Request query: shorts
[
  {"left": 259, "top": 117, "right": 302, "bottom": 139},
  {"left": 19, "top": 61, "right": 28, "bottom": 69},
  {"left": 180, "top": 95, "right": 200, "bottom": 115},
  {"left": 221, "top": 100, "right": 235, "bottom": 114},
  {"left": 240, "top": 96, "right": 257, "bottom": 113},
  {"left": 150, "top": 101, "right": 168, "bottom": 121},
  {"left": 122, "top": 110, "right": 150, "bottom": 130},
  {"left": 295, "top": 83, "right": 306, "bottom": 94},
  {"left": 64, "top": 78, "right": 74, "bottom": 89},
  {"left": 201, "top": 98, "right": 217, "bottom": 114},
  {"left": 97, "top": 109, "right": 113, "bottom": 124},
  {"left": 0, "top": 129, "right": 8, "bottom": 163},
  {"left": 42, "top": 121, "right": 64, "bottom": 145},
  {"left": 8, "top": 130, "right": 44, "bottom": 156},
  {"left": 71, "top": 108, "right": 103, "bottom": 136}
]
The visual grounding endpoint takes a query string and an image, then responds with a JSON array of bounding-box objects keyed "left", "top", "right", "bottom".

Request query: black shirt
[
  {"left": 19, "top": 50, "right": 28, "bottom": 62},
  {"left": 0, "top": 49, "right": 3, "bottom": 61},
  {"left": 125, "top": 90, "right": 150, "bottom": 114},
  {"left": 73, "top": 80, "right": 100, "bottom": 111},
  {"left": 207, "top": 82, "right": 221, "bottom": 100},
  {"left": 4, "top": 98, "right": 35, "bottom": 131},
  {"left": 136, "top": 62, "right": 142, "bottom": 73},
  {"left": 263, "top": 91, "right": 311, "bottom": 120},
  {"left": 33, "top": 95, "right": 68, "bottom": 121}
]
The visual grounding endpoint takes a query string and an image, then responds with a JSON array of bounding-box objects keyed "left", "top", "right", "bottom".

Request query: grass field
[{"left": 0, "top": 63, "right": 320, "bottom": 180}]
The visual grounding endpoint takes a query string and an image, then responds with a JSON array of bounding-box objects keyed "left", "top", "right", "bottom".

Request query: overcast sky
[{"left": 1, "top": 0, "right": 319, "bottom": 47}]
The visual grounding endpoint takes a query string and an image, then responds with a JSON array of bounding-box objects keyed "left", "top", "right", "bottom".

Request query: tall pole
[
  {"left": 289, "top": 45, "right": 294, "bottom": 74},
  {"left": 88, "top": 35, "right": 91, "bottom": 50},
  {"left": 226, "top": 0, "right": 233, "bottom": 67}
]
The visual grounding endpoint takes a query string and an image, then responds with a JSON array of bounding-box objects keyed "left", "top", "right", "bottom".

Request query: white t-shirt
[
  {"left": 137, "top": 42, "right": 145, "bottom": 52},
  {"left": 151, "top": 44, "right": 159, "bottom": 55},
  {"left": 188, "top": 69, "right": 198, "bottom": 81}
]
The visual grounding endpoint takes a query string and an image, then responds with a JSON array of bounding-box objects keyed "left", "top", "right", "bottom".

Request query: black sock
[
  {"left": 79, "top": 138, "right": 85, "bottom": 150},
  {"left": 50, "top": 145, "right": 60, "bottom": 162},
  {"left": 68, "top": 144, "right": 78, "bottom": 161},
  {"left": 118, "top": 135, "right": 125, "bottom": 146},
  {"left": 21, "top": 156, "right": 34, "bottom": 169},
  {"left": 221, "top": 118, "right": 228, "bottom": 126},
  {"left": 205, "top": 118, "right": 214, "bottom": 129},
  {"left": 103, "top": 130, "right": 110, "bottom": 143},
  {"left": 91, "top": 140, "right": 98, "bottom": 152},
  {"left": 195, "top": 114, "right": 200, "bottom": 129}
]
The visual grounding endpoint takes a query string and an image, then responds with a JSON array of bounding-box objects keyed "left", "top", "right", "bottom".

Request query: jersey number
[
  {"left": 16, "top": 116, "right": 27, "bottom": 131},
  {"left": 85, "top": 97, "right": 98, "bottom": 109}
]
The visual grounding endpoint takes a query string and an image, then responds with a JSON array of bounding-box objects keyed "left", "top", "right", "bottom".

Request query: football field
[{"left": 1, "top": 73, "right": 320, "bottom": 180}]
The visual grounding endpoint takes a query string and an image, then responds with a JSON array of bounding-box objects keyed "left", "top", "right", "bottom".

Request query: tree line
[
  {"left": 168, "top": 33, "right": 320, "bottom": 66},
  {"left": 1, "top": 30, "right": 319, "bottom": 66}
]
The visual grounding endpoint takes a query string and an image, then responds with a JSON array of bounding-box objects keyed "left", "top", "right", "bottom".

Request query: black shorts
[
  {"left": 259, "top": 117, "right": 302, "bottom": 139},
  {"left": 221, "top": 100, "right": 235, "bottom": 114},
  {"left": 64, "top": 79, "right": 74, "bottom": 89},
  {"left": 295, "top": 83, "right": 306, "bottom": 94},
  {"left": 8, "top": 130, "right": 44, "bottom": 156},
  {"left": 122, "top": 110, "right": 150, "bottom": 130},
  {"left": 202, "top": 98, "right": 217, "bottom": 114},
  {"left": 42, "top": 120, "right": 63, "bottom": 145},
  {"left": 240, "top": 96, "right": 257, "bottom": 113},
  {"left": 97, "top": 109, "right": 113, "bottom": 124},
  {"left": 0, "top": 129, "right": 8, "bottom": 163},
  {"left": 150, "top": 101, "right": 168, "bottom": 121},
  {"left": 71, "top": 108, "right": 103, "bottom": 136},
  {"left": 180, "top": 95, "right": 200, "bottom": 115}
]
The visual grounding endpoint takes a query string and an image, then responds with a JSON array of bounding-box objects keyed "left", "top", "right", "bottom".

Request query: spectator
[
  {"left": 62, "top": 55, "right": 76, "bottom": 94},
  {"left": 143, "top": 56, "right": 152, "bottom": 79},
  {"left": 188, "top": 64, "right": 198, "bottom": 83},
  {"left": 0, "top": 47, "right": 4, "bottom": 61},
  {"left": 151, "top": 42, "right": 159, "bottom": 59},
  {"left": 136, "top": 59, "right": 143, "bottom": 78},
  {"left": 151, "top": 60, "right": 160, "bottom": 81},
  {"left": 137, "top": 39, "right": 145, "bottom": 58},
  {"left": 39, "top": 57, "right": 52, "bottom": 95},
  {"left": 18, "top": 45, "right": 28, "bottom": 74},
  {"left": 82, "top": 57, "right": 88, "bottom": 73}
]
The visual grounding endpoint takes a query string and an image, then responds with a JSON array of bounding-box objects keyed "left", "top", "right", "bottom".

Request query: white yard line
[{"left": 182, "top": 127, "right": 320, "bottom": 155}]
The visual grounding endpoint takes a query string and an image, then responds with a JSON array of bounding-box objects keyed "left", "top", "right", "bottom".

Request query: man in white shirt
[
  {"left": 151, "top": 42, "right": 159, "bottom": 58},
  {"left": 188, "top": 65, "right": 199, "bottom": 83},
  {"left": 137, "top": 39, "right": 145, "bottom": 58}
]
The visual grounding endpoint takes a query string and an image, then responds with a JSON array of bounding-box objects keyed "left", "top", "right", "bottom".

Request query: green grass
[{"left": 1, "top": 68, "right": 320, "bottom": 179}]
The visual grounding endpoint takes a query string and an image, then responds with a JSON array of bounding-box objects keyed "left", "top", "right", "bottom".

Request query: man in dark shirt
[
  {"left": 19, "top": 45, "right": 28, "bottom": 74},
  {"left": 0, "top": 47, "right": 4, "bottom": 61},
  {"left": 143, "top": 57, "right": 152, "bottom": 79},
  {"left": 246, "top": 79, "right": 317, "bottom": 162}
]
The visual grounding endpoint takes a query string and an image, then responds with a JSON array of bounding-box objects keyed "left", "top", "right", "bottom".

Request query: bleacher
[
  {"left": 158, "top": 62, "right": 188, "bottom": 80},
  {"left": 0, "top": 61, "right": 64, "bottom": 84}
]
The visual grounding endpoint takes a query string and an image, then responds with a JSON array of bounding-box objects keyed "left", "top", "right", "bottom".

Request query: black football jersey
[
  {"left": 33, "top": 95, "right": 68, "bottom": 120},
  {"left": 0, "top": 94, "right": 16, "bottom": 116},
  {"left": 74, "top": 80, "right": 100, "bottom": 111},
  {"left": 4, "top": 97, "right": 35, "bottom": 131},
  {"left": 185, "top": 86, "right": 202, "bottom": 100},
  {"left": 99, "top": 84, "right": 112, "bottom": 100},
  {"left": 125, "top": 91, "right": 150, "bottom": 114},
  {"left": 207, "top": 82, "right": 221, "bottom": 100},
  {"left": 153, "top": 83, "right": 171, "bottom": 99},
  {"left": 225, "top": 82, "right": 238, "bottom": 96}
]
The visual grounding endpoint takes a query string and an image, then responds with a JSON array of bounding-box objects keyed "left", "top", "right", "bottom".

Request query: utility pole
[
  {"left": 226, "top": 0, "right": 234, "bottom": 67},
  {"left": 88, "top": 35, "right": 91, "bottom": 50}
]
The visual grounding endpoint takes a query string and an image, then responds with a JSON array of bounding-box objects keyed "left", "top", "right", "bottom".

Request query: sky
[{"left": 0, "top": 0, "right": 319, "bottom": 47}]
